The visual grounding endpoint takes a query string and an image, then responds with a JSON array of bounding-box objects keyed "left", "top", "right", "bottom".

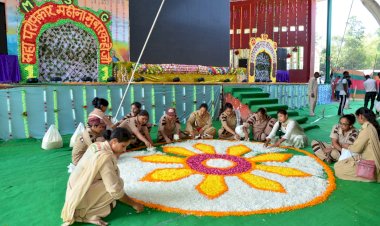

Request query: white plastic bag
[
  {"left": 235, "top": 125, "right": 249, "bottom": 138},
  {"left": 375, "top": 100, "right": 380, "bottom": 113},
  {"left": 41, "top": 125, "right": 63, "bottom": 150},
  {"left": 69, "top": 122, "right": 85, "bottom": 147}
]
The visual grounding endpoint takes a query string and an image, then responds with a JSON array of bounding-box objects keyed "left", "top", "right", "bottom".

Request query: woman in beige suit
[
  {"left": 62, "top": 128, "right": 144, "bottom": 226},
  {"left": 218, "top": 103, "right": 240, "bottom": 140},
  {"left": 71, "top": 117, "right": 106, "bottom": 165},
  {"left": 186, "top": 103, "right": 216, "bottom": 139},
  {"left": 88, "top": 97, "right": 116, "bottom": 130},
  {"left": 334, "top": 107, "right": 380, "bottom": 182}
]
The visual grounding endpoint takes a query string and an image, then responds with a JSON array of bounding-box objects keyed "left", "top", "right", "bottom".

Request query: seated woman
[
  {"left": 118, "top": 110, "right": 153, "bottom": 148},
  {"left": 312, "top": 114, "right": 358, "bottom": 163},
  {"left": 72, "top": 117, "right": 107, "bottom": 166},
  {"left": 265, "top": 109, "right": 308, "bottom": 148},
  {"left": 61, "top": 128, "right": 144, "bottom": 226},
  {"left": 242, "top": 108, "right": 277, "bottom": 141},
  {"left": 157, "top": 108, "right": 187, "bottom": 143},
  {"left": 186, "top": 103, "right": 216, "bottom": 139},
  {"left": 116, "top": 102, "right": 152, "bottom": 131},
  {"left": 89, "top": 97, "right": 116, "bottom": 130},
  {"left": 334, "top": 107, "right": 380, "bottom": 182},
  {"left": 218, "top": 103, "right": 240, "bottom": 140}
]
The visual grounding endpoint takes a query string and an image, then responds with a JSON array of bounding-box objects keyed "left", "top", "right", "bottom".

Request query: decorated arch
[
  {"left": 248, "top": 34, "right": 277, "bottom": 83},
  {"left": 18, "top": 0, "right": 112, "bottom": 82}
]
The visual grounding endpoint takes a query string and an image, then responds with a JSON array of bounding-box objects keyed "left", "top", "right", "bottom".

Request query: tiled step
[
  {"left": 250, "top": 104, "right": 288, "bottom": 112},
  {"left": 235, "top": 92, "right": 270, "bottom": 100},
  {"left": 301, "top": 124, "right": 320, "bottom": 131},
  {"left": 292, "top": 116, "right": 308, "bottom": 124},
  {"left": 229, "top": 87, "right": 263, "bottom": 93},
  {"left": 267, "top": 110, "right": 299, "bottom": 118},
  {"left": 243, "top": 98, "right": 278, "bottom": 106}
]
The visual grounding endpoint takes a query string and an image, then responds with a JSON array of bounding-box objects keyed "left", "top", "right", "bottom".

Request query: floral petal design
[
  {"left": 227, "top": 145, "right": 251, "bottom": 156},
  {"left": 141, "top": 168, "right": 194, "bottom": 182},
  {"left": 196, "top": 175, "right": 228, "bottom": 199},
  {"left": 238, "top": 173, "right": 285, "bottom": 193},
  {"left": 255, "top": 165, "right": 311, "bottom": 177},
  {"left": 137, "top": 155, "right": 185, "bottom": 164},
  {"left": 194, "top": 143, "right": 216, "bottom": 154},
  {"left": 163, "top": 146, "right": 197, "bottom": 157},
  {"left": 248, "top": 153, "right": 293, "bottom": 163}
]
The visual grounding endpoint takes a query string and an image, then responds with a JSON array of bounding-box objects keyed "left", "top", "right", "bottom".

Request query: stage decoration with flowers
[
  {"left": 113, "top": 62, "right": 245, "bottom": 83},
  {"left": 248, "top": 34, "right": 278, "bottom": 83},
  {"left": 18, "top": 0, "right": 112, "bottom": 82},
  {"left": 118, "top": 140, "right": 335, "bottom": 216}
]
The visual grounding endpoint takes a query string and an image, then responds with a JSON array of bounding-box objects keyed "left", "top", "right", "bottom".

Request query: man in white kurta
[{"left": 308, "top": 72, "right": 320, "bottom": 116}]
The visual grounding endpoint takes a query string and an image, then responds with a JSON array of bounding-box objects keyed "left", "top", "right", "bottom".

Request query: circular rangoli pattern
[{"left": 118, "top": 140, "right": 335, "bottom": 216}]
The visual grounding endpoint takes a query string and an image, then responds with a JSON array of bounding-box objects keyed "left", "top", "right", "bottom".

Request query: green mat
[{"left": 0, "top": 101, "right": 379, "bottom": 226}]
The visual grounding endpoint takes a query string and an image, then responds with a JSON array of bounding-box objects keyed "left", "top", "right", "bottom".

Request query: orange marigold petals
[
  {"left": 227, "top": 145, "right": 251, "bottom": 156},
  {"left": 248, "top": 153, "right": 293, "bottom": 163},
  {"left": 194, "top": 143, "right": 216, "bottom": 154},
  {"left": 196, "top": 175, "right": 228, "bottom": 199},
  {"left": 255, "top": 165, "right": 311, "bottom": 177},
  {"left": 141, "top": 168, "right": 194, "bottom": 182},
  {"left": 238, "top": 173, "right": 286, "bottom": 193},
  {"left": 137, "top": 155, "right": 185, "bottom": 164}
]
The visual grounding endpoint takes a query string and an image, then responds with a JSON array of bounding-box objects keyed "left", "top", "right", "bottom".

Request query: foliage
[{"left": 320, "top": 16, "right": 380, "bottom": 72}]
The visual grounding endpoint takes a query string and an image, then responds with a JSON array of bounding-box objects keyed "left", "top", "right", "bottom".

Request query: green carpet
[{"left": 0, "top": 101, "right": 379, "bottom": 226}]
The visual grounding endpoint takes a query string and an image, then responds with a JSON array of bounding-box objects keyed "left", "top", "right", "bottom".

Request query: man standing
[
  {"left": 363, "top": 75, "right": 378, "bottom": 112},
  {"left": 308, "top": 72, "right": 321, "bottom": 116},
  {"left": 337, "top": 71, "right": 349, "bottom": 116}
]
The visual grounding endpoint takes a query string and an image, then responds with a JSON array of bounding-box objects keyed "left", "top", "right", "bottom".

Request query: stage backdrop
[
  {"left": 0, "top": 0, "right": 130, "bottom": 61},
  {"left": 130, "top": 0, "right": 230, "bottom": 67}
]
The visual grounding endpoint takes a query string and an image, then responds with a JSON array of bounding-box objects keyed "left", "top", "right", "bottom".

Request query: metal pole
[{"left": 325, "top": 0, "right": 332, "bottom": 84}]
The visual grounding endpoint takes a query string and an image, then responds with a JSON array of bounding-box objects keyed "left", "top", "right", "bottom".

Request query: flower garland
[{"left": 118, "top": 140, "right": 336, "bottom": 216}]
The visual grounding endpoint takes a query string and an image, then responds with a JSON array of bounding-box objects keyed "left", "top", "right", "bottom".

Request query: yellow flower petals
[
  {"left": 196, "top": 175, "right": 228, "bottom": 199},
  {"left": 238, "top": 173, "right": 285, "bottom": 193},
  {"left": 255, "top": 165, "right": 311, "bottom": 177},
  {"left": 137, "top": 155, "right": 185, "bottom": 164},
  {"left": 194, "top": 143, "right": 216, "bottom": 154},
  {"left": 227, "top": 145, "right": 251, "bottom": 156},
  {"left": 141, "top": 168, "right": 194, "bottom": 182},
  {"left": 163, "top": 146, "right": 197, "bottom": 157},
  {"left": 248, "top": 153, "right": 293, "bottom": 163}
]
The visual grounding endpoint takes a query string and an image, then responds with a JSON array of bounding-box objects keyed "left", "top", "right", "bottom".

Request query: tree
[{"left": 320, "top": 16, "right": 371, "bottom": 71}]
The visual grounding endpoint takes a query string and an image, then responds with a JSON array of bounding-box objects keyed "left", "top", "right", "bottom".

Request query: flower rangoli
[{"left": 118, "top": 140, "right": 335, "bottom": 216}]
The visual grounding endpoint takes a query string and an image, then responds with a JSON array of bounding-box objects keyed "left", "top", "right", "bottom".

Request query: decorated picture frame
[
  {"left": 248, "top": 34, "right": 277, "bottom": 83},
  {"left": 18, "top": 0, "right": 112, "bottom": 83}
]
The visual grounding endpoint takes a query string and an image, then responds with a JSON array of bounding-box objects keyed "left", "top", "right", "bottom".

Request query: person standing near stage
[
  {"left": 363, "top": 75, "right": 378, "bottom": 112},
  {"left": 337, "top": 71, "right": 349, "bottom": 116},
  {"left": 308, "top": 72, "right": 320, "bottom": 116}
]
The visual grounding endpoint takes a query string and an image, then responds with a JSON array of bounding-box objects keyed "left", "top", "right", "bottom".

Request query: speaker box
[
  {"left": 0, "top": 3, "right": 7, "bottom": 54},
  {"left": 238, "top": 58, "right": 248, "bottom": 68},
  {"left": 277, "top": 48, "right": 287, "bottom": 71}
]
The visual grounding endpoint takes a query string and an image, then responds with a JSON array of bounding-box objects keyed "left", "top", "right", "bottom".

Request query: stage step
[
  {"left": 228, "top": 87, "right": 263, "bottom": 93},
  {"left": 292, "top": 116, "right": 309, "bottom": 124},
  {"left": 250, "top": 104, "right": 288, "bottom": 112},
  {"left": 235, "top": 92, "right": 270, "bottom": 100},
  {"left": 301, "top": 124, "right": 320, "bottom": 131},
  {"left": 267, "top": 110, "right": 299, "bottom": 118},
  {"left": 243, "top": 98, "right": 278, "bottom": 106}
]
